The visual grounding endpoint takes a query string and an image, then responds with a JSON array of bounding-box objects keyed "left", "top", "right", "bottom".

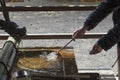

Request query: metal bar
[
  {"left": 0, "top": 6, "right": 96, "bottom": 11},
  {"left": 0, "top": 36, "right": 20, "bottom": 80},
  {"left": 0, "top": 33, "right": 106, "bottom": 40},
  {"left": 30, "top": 74, "right": 90, "bottom": 79}
]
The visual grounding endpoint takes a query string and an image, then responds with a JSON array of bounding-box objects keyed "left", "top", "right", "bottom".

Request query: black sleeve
[
  {"left": 98, "top": 22, "right": 120, "bottom": 51},
  {"left": 0, "top": 19, "right": 18, "bottom": 30},
  {"left": 85, "top": 0, "right": 117, "bottom": 30}
]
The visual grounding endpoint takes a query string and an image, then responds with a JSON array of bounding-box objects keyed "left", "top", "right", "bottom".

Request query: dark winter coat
[{"left": 84, "top": 0, "right": 120, "bottom": 50}]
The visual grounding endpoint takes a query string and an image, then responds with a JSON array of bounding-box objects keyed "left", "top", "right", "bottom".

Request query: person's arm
[
  {"left": 90, "top": 20, "right": 120, "bottom": 54},
  {"left": 85, "top": 0, "right": 117, "bottom": 30},
  {"left": 72, "top": 0, "right": 118, "bottom": 39},
  {"left": 98, "top": 22, "right": 120, "bottom": 51}
]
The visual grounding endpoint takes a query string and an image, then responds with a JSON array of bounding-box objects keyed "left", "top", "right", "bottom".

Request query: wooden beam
[
  {"left": 0, "top": 6, "right": 96, "bottom": 11},
  {"left": 0, "top": 33, "right": 105, "bottom": 40}
]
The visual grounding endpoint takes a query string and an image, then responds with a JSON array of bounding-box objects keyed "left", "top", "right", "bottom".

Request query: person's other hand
[
  {"left": 72, "top": 25, "right": 89, "bottom": 39},
  {"left": 90, "top": 42, "right": 103, "bottom": 55}
]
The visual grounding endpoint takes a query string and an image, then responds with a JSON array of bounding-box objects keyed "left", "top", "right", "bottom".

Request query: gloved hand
[
  {"left": 0, "top": 19, "right": 26, "bottom": 39},
  {"left": 90, "top": 42, "right": 103, "bottom": 55},
  {"left": 72, "top": 24, "right": 89, "bottom": 39}
]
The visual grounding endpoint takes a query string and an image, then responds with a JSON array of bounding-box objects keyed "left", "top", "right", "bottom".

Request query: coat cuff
[{"left": 97, "top": 36, "right": 114, "bottom": 51}]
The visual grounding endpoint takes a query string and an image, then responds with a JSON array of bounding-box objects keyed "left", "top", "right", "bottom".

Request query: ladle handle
[{"left": 57, "top": 38, "right": 74, "bottom": 53}]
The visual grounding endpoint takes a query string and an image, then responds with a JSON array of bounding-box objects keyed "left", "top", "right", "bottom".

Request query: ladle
[
  {"left": 57, "top": 38, "right": 74, "bottom": 54},
  {"left": 46, "top": 39, "right": 74, "bottom": 61}
]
